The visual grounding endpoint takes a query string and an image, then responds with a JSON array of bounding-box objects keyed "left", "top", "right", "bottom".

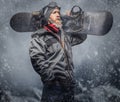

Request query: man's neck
[{"left": 44, "top": 23, "right": 60, "bottom": 34}]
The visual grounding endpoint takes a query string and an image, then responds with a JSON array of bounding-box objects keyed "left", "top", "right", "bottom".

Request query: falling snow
[{"left": 0, "top": 0, "right": 120, "bottom": 102}]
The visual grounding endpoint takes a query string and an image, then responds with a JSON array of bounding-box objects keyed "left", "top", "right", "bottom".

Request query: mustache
[{"left": 49, "top": 18, "right": 62, "bottom": 24}]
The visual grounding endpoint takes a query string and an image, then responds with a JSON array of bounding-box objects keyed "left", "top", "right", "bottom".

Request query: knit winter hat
[{"left": 42, "top": 2, "right": 60, "bottom": 21}]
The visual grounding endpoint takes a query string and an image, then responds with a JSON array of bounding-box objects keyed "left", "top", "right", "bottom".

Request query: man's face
[{"left": 49, "top": 8, "right": 62, "bottom": 26}]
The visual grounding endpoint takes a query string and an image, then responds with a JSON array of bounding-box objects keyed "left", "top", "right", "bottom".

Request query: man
[{"left": 29, "top": 2, "right": 87, "bottom": 102}]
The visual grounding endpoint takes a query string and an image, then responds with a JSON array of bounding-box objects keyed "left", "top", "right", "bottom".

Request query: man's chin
[
  {"left": 49, "top": 19, "right": 62, "bottom": 28},
  {"left": 55, "top": 20, "right": 62, "bottom": 26}
]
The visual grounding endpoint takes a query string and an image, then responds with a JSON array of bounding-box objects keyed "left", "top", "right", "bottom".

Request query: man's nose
[
  {"left": 56, "top": 14, "right": 60, "bottom": 17},
  {"left": 57, "top": 15, "right": 60, "bottom": 17},
  {"left": 56, "top": 13, "right": 60, "bottom": 16}
]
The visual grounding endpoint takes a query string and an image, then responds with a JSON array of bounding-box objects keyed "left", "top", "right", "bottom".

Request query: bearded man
[{"left": 29, "top": 2, "right": 87, "bottom": 102}]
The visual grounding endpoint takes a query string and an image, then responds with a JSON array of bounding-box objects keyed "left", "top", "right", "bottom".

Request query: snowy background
[{"left": 0, "top": 0, "right": 120, "bottom": 102}]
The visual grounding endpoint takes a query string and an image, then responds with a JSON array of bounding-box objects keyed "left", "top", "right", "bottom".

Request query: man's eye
[
  {"left": 53, "top": 11, "right": 60, "bottom": 14},
  {"left": 53, "top": 11, "right": 57, "bottom": 14}
]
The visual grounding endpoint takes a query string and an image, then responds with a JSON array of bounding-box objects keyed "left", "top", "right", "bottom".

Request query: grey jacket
[{"left": 29, "top": 28, "right": 87, "bottom": 84}]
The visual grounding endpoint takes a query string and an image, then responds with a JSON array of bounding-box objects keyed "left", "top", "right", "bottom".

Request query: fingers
[{"left": 66, "top": 10, "right": 71, "bottom": 16}]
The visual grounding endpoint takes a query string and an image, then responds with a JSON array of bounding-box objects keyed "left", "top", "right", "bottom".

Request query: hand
[{"left": 65, "top": 10, "right": 70, "bottom": 16}]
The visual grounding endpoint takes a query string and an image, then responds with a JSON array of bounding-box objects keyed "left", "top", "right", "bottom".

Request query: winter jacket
[{"left": 29, "top": 28, "right": 87, "bottom": 85}]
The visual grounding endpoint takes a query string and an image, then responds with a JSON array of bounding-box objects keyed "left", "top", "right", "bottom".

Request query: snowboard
[
  {"left": 10, "top": 11, "right": 41, "bottom": 32},
  {"left": 10, "top": 10, "right": 113, "bottom": 35},
  {"left": 63, "top": 11, "right": 113, "bottom": 35}
]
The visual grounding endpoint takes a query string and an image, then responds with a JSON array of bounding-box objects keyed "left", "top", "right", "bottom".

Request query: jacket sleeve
[
  {"left": 68, "top": 33, "right": 87, "bottom": 46},
  {"left": 29, "top": 36, "right": 55, "bottom": 82}
]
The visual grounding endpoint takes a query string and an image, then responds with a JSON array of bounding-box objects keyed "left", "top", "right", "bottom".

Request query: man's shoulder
[
  {"left": 31, "top": 28, "right": 48, "bottom": 38},
  {"left": 31, "top": 28, "right": 54, "bottom": 44}
]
